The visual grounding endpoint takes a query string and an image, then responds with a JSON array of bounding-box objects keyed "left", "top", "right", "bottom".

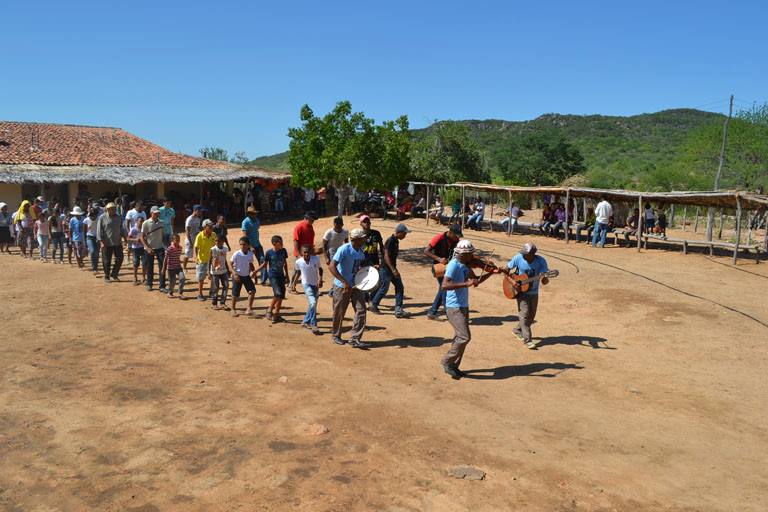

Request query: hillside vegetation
[{"left": 252, "top": 108, "right": 734, "bottom": 189}]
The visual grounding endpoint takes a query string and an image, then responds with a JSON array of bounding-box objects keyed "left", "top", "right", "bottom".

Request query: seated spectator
[
  {"left": 430, "top": 195, "right": 445, "bottom": 224},
  {"left": 644, "top": 203, "right": 656, "bottom": 233},
  {"left": 550, "top": 203, "right": 567, "bottom": 238},
  {"left": 466, "top": 197, "right": 485, "bottom": 230},
  {"left": 539, "top": 205, "right": 552, "bottom": 235},
  {"left": 624, "top": 208, "right": 640, "bottom": 247},
  {"left": 498, "top": 202, "right": 523, "bottom": 233},
  {"left": 575, "top": 208, "right": 596, "bottom": 242},
  {"left": 655, "top": 207, "right": 667, "bottom": 238}
]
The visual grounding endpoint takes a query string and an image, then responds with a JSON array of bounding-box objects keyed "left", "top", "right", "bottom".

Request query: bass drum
[{"left": 354, "top": 266, "right": 380, "bottom": 291}]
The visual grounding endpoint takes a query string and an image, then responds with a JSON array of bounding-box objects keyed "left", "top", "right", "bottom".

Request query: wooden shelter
[
  {"left": 0, "top": 121, "right": 290, "bottom": 207},
  {"left": 409, "top": 181, "right": 768, "bottom": 264}
]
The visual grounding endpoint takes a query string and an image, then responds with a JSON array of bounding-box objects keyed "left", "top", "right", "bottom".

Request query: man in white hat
[
  {"left": 507, "top": 242, "right": 550, "bottom": 349},
  {"left": 440, "top": 239, "right": 494, "bottom": 379},
  {"left": 141, "top": 205, "right": 168, "bottom": 292},
  {"left": 328, "top": 227, "right": 370, "bottom": 349},
  {"left": 96, "top": 202, "right": 127, "bottom": 282}
]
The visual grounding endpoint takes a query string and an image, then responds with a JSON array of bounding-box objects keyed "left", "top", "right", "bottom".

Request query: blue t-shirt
[
  {"left": 265, "top": 247, "right": 288, "bottom": 277},
  {"left": 332, "top": 242, "right": 364, "bottom": 288},
  {"left": 444, "top": 258, "right": 470, "bottom": 308},
  {"left": 507, "top": 254, "right": 549, "bottom": 295},
  {"left": 241, "top": 217, "right": 261, "bottom": 248},
  {"left": 69, "top": 217, "right": 84, "bottom": 242},
  {"left": 159, "top": 206, "right": 175, "bottom": 233}
]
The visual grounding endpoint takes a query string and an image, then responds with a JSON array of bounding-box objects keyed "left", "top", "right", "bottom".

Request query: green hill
[{"left": 251, "top": 108, "right": 725, "bottom": 185}]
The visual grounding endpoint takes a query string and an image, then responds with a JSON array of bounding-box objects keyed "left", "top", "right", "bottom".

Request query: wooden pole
[
  {"left": 425, "top": 184, "right": 430, "bottom": 226},
  {"left": 507, "top": 191, "right": 512, "bottom": 236},
  {"left": 461, "top": 186, "right": 466, "bottom": 228},
  {"left": 582, "top": 198, "right": 587, "bottom": 223},
  {"left": 564, "top": 189, "right": 571, "bottom": 243},
  {"left": 707, "top": 94, "right": 734, "bottom": 241},
  {"left": 694, "top": 207, "right": 700, "bottom": 233},
  {"left": 682, "top": 207, "right": 687, "bottom": 231},
  {"left": 733, "top": 196, "right": 742, "bottom": 265},
  {"left": 637, "top": 195, "right": 643, "bottom": 252},
  {"left": 669, "top": 204, "right": 675, "bottom": 228},
  {"left": 489, "top": 193, "right": 494, "bottom": 231},
  {"left": 717, "top": 208, "right": 724, "bottom": 239}
]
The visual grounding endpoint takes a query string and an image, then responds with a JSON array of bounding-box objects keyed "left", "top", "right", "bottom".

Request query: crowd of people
[{"left": 1, "top": 193, "right": 556, "bottom": 380}]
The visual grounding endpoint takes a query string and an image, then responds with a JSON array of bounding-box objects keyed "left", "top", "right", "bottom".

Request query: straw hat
[{"left": 105, "top": 202, "right": 117, "bottom": 210}]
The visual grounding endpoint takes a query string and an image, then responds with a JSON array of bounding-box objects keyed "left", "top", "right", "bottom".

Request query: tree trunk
[{"left": 335, "top": 184, "right": 348, "bottom": 217}]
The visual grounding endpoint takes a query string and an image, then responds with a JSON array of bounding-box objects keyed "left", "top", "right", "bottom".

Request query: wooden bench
[{"left": 640, "top": 233, "right": 763, "bottom": 256}]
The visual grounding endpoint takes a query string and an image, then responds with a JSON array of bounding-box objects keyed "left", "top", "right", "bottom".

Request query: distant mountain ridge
[{"left": 250, "top": 108, "right": 724, "bottom": 183}]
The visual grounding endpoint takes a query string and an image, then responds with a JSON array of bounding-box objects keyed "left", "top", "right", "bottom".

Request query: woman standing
[
  {"left": 15, "top": 200, "right": 36, "bottom": 258},
  {"left": 0, "top": 203, "right": 12, "bottom": 254}
]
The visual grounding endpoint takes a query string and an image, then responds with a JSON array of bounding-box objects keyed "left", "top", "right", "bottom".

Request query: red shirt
[
  {"left": 166, "top": 244, "right": 182, "bottom": 269},
  {"left": 428, "top": 232, "right": 458, "bottom": 259},
  {"left": 293, "top": 220, "right": 315, "bottom": 257}
]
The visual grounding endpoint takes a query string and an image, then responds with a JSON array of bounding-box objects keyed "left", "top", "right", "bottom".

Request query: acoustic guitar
[{"left": 502, "top": 270, "right": 559, "bottom": 299}]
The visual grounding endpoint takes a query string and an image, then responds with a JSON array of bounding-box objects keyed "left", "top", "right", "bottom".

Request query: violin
[{"left": 467, "top": 256, "right": 511, "bottom": 276}]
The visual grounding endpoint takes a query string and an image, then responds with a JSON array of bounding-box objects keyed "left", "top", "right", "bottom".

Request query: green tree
[
  {"left": 199, "top": 147, "right": 229, "bottom": 161},
  {"left": 410, "top": 121, "right": 487, "bottom": 183},
  {"left": 287, "top": 101, "right": 411, "bottom": 216},
  {"left": 230, "top": 151, "right": 249, "bottom": 164},
  {"left": 493, "top": 129, "right": 585, "bottom": 186},
  {"left": 737, "top": 102, "right": 768, "bottom": 126}
]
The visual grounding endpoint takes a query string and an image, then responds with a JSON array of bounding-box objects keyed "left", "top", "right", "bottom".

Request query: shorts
[
  {"left": 269, "top": 274, "right": 286, "bottom": 299},
  {"left": 232, "top": 275, "right": 256, "bottom": 297},
  {"left": 184, "top": 239, "right": 193, "bottom": 258},
  {"left": 132, "top": 247, "right": 145, "bottom": 268},
  {"left": 196, "top": 262, "right": 209, "bottom": 281}
]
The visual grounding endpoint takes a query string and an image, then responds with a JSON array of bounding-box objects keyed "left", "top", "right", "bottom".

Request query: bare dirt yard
[{"left": 1, "top": 216, "right": 766, "bottom": 511}]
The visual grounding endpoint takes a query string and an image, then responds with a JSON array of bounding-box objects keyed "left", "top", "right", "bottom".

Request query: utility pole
[{"left": 707, "top": 94, "right": 734, "bottom": 241}]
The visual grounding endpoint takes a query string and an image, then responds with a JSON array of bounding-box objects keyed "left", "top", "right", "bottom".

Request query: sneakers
[
  {"left": 443, "top": 365, "right": 462, "bottom": 380},
  {"left": 332, "top": 337, "right": 346, "bottom": 345},
  {"left": 512, "top": 330, "right": 525, "bottom": 343},
  {"left": 395, "top": 309, "right": 410, "bottom": 318},
  {"left": 349, "top": 339, "right": 371, "bottom": 349},
  {"left": 427, "top": 312, "right": 438, "bottom": 321},
  {"left": 266, "top": 312, "right": 273, "bottom": 322},
  {"left": 196, "top": 295, "right": 206, "bottom": 301},
  {"left": 368, "top": 305, "right": 381, "bottom": 314},
  {"left": 525, "top": 340, "right": 538, "bottom": 350},
  {"left": 311, "top": 326, "right": 321, "bottom": 335},
  {"left": 159, "top": 287, "right": 169, "bottom": 294}
]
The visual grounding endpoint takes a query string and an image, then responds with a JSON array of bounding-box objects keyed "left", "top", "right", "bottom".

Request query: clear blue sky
[{"left": 2, "top": 0, "right": 765, "bottom": 159}]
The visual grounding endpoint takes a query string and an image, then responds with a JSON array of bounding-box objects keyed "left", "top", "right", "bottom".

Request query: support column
[
  {"left": 460, "top": 186, "right": 466, "bottom": 228},
  {"left": 733, "top": 197, "right": 742, "bottom": 265},
  {"left": 156, "top": 182, "right": 166, "bottom": 199},
  {"left": 67, "top": 182, "right": 79, "bottom": 208},
  {"left": 637, "top": 195, "right": 643, "bottom": 252},
  {"left": 507, "top": 191, "right": 513, "bottom": 236},
  {"left": 425, "top": 184, "right": 430, "bottom": 226},
  {"left": 582, "top": 198, "right": 587, "bottom": 223}
]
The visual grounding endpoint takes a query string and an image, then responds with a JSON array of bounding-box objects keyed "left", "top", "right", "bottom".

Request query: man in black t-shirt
[
  {"left": 370, "top": 223, "right": 411, "bottom": 317},
  {"left": 359, "top": 215, "right": 384, "bottom": 268}
]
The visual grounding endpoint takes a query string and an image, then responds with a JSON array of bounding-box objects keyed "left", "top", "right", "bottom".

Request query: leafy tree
[
  {"left": 199, "top": 146, "right": 229, "bottom": 161},
  {"left": 493, "top": 129, "right": 585, "bottom": 186},
  {"left": 287, "top": 101, "right": 411, "bottom": 216},
  {"left": 230, "top": 151, "right": 249, "bottom": 164},
  {"left": 410, "top": 121, "right": 487, "bottom": 183},
  {"left": 737, "top": 102, "right": 768, "bottom": 126}
]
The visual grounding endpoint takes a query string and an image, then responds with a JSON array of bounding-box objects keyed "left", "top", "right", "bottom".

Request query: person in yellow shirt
[{"left": 194, "top": 219, "right": 217, "bottom": 301}]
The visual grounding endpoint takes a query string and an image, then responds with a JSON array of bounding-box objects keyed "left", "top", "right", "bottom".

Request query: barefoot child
[
  {"left": 296, "top": 244, "right": 323, "bottom": 334},
  {"left": 230, "top": 237, "right": 256, "bottom": 317},
  {"left": 127, "top": 217, "right": 146, "bottom": 285},
  {"left": 162, "top": 234, "right": 186, "bottom": 299},
  {"left": 257, "top": 235, "right": 289, "bottom": 322},
  {"left": 209, "top": 234, "right": 231, "bottom": 310}
]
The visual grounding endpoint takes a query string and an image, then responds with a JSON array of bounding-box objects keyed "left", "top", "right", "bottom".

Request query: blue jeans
[
  {"left": 592, "top": 222, "right": 608, "bottom": 247},
  {"left": 86, "top": 236, "right": 99, "bottom": 271},
  {"left": 467, "top": 212, "right": 484, "bottom": 229},
  {"left": 429, "top": 276, "right": 445, "bottom": 316},
  {"left": 144, "top": 247, "right": 166, "bottom": 289},
  {"left": 372, "top": 267, "right": 404, "bottom": 310},
  {"left": 254, "top": 245, "right": 268, "bottom": 284},
  {"left": 303, "top": 284, "right": 319, "bottom": 326}
]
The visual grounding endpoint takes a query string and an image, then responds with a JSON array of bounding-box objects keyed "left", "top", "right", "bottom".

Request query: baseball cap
[
  {"left": 395, "top": 223, "right": 411, "bottom": 234},
  {"left": 192, "top": 204, "right": 203, "bottom": 211},
  {"left": 202, "top": 219, "right": 214, "bottom": 227},
  {"left": 350, "top": 228, "right": 367, "bottom": 240},
  {"left": 359, "top": 214, "right": 371, "bottom": 223},
  {"left": 150, "top": 205, "right": 160, "bottom": 213},
  {"left": 520, "top": 242, "right": 538, "bottom": 255},
  {"left": 449, "top": 224, "right": 463, "bottom": 236}
]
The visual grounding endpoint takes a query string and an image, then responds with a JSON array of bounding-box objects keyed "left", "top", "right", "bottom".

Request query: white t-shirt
[
  {"left": 185, "top": 215, "right": 201, "bottom": 241},
  {"left": 645, "top": 207, "right": 656, "bottom": 221},
  {"left": 595, "top": 200, "right": 613, "bottom": 224},
  {"left": 230, "top": 249, "right": 253, "bottom": 277},
  {"left": 125, "top": 209, "right": 146, "bottom": 230},
  {"left": 83, "top": 216, "right": 98, "bottom": 236},
  {"left": 210, "top": 245, "right": 229, "bottom": 275},
  {"left": 296, "top": 255, "right": 321, "bottom": 286},
  {"left": 323, "top": 228, "right": 349, "bottom": 259}
]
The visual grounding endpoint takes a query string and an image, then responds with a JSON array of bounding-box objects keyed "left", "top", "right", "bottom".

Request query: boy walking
[
  {"left": 209, "top": 234, "right": 230, "bottom": 310},
  {"left": 194, "top": 219, "right": 217, "bottom": 301},
  {"left": 163, "top": 233, "right": 186, "bottom": 299},
  {"left": 230, "top": 237, "right": 257, "bottom": 317},
  {"left": 296, "top": 244, "right": 323, "bottom": 334},
  {"left": 257, "top": 235, "right": 289, "bottom": 322}
]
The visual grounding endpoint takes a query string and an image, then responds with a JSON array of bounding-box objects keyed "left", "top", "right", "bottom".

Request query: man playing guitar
[{"left": 507, "top": 243, "right": 550, "bottom": 349}]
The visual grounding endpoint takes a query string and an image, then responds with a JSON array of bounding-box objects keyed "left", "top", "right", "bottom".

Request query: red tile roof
[{"left": 0, "top": 121, "right": 231, "bottom": 169}]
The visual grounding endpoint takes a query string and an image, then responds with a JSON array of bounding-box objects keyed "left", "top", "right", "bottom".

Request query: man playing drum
[
  {"left": 328, "top": 228, "right": 371, "bottom": 349},
  {"left": 424, "top": 224, "right": 462, "bottom": 320}
]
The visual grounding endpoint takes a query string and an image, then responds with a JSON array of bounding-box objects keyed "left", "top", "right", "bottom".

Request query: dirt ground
[{"left": 1, "top": 215, "right": 766, "bottom": 512}]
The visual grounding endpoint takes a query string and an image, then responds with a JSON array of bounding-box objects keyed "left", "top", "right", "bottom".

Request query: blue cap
[{"left": 193, "top": 204, "right": 203, "bottom": 211}]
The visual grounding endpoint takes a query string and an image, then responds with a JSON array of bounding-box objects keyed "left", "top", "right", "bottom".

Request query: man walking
[
  {"left": 328, "top": 228, "right": 370, "bottom": 349},
  {"left": 241, "top": 206, "right": 265, "bottom": 285},
  {"left": 159, "top": 198, "right": 175, "bottom": 247},
  {"left": 141, "top": 206, "right": 168, "bottom": 292},
  {"left": 96, "top": 202, "right": 127, "bottom": 283},
  {"left": 183, "top": 205, "right": 203, "bottom": 272},
  {"left": 370, "top": 223, "right": 411, "bottom": 318},
  {"left": 424, "top": 224, "right": 462, "bottom": 320},
  {"left": 591, "top": 196, "right": 613, "bottom": 248},
  {"left": 508, "top": 243, "right": 550, "bottom": 349},
  {"left": 290, "top": 211, "right": 317, "bottom": 293}
]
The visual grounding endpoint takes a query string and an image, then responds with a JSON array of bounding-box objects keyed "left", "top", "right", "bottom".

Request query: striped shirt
[{"left": 166, "top": 244, "right": 182, "bottom": 270}]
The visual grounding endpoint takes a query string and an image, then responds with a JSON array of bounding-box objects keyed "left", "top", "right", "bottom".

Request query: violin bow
[{"left": 477, "top": 249, "right": 496, "bottom": 283}]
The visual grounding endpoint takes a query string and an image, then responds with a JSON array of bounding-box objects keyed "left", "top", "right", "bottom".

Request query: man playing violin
[
  {"left": 507, "top": 242, "right": 549, "bottom": 349},
  {"left": 424, "top": 224, "right": 462, "bottom": 320},
  {"left": 440, "top": 239, "right": 495, "bottom": 379}
]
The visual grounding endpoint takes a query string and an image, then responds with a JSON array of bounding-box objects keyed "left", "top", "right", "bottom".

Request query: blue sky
[{"left": 2, "top": 0, "right": 765, "bottom": 158}]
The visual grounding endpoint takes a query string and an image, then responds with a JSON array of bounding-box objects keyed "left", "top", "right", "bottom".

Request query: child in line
[
  {"left": 49, "top": 208, "right": 65, "bottom": 263},
  {"left": 296, "top": 244, "right": 323, "bottom": 334},
  {"left": 257, "top": 235, "right": 289, "bottom": 322},
  {"left": 163, "top": 233, "right": 186, "bottom": 299},
  {"left": 209, "top": 234, "right": 231, "bottom": 310},
  {"left": 230, "top": 236, "right": 256, "bottom": 317},
  {"left": 127, "top": 217, "right": 146, "bottom": 285},
  {"left": 35, "top": 210, "right": 50, "bottom": 262},
  {"left": 69, "top": 208, "right": 85, "bottom": 268}
]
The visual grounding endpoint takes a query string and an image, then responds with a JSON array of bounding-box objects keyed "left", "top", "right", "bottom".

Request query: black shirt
[
  {"left": 384, "top": 234, "right": 399, "bottom": 269},
  {"left": 362, "top": 229, "right": 383, "bottom": 266}
]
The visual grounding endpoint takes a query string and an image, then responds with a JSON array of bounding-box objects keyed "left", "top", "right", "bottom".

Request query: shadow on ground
[{"left": 462, "top": 362, "right": 584, "bottom": 380}]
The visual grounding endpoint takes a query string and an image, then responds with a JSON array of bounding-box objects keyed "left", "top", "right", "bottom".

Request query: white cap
[
  {"left": 350, "top": 228, "right": 366, "bottom": 240},
  {"left": 454, "top": 239, "right": 476, "bottom": 255}
]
